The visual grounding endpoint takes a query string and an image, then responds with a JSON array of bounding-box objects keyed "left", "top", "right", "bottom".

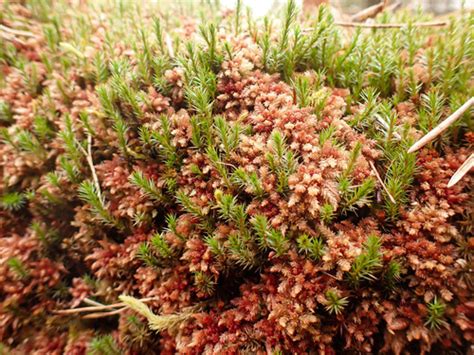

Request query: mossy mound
[{"left": 0, "top": 1, "right": 473, "bottom": 353}]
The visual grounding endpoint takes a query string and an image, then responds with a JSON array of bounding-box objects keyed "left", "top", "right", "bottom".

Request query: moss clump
[{"left": 0, "top": 0, "right": 473, "bottom": 353}]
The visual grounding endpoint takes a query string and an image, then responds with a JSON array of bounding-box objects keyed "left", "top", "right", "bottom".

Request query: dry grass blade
[
  {"left": 54, "top": 297, "right": 159, "bottom": 314},
  {"left": 408, "top": 97, "right": 474, "bottom": 153},
  {"left": 81, "top": 308, "right": 127, "bottom": 319},
  {"left": 54, "top": 304, "right": 123, "bottom": 314},
  {"left": 165, "top": 34, "right": 174, "bottom": 58},
  {"left": 447, "top": 153, "right": 474, "bottom": 188},
  {"left": 82, "top": 298, "right": 105, "bottom": 307},
  {"left": 1, "top": 33, "right": 26, "bottom": 45},
  {"left": 350, "top": 1, "right": 386, "bottom": 22},
  {"left": 303, "top": 20, "right": 447, "bottom": 33},
  {"left": 77, "top": 134, "right": 102, "bottom": 195},
  {"left": 334, "top": 20, "right": 447, "bottom": 28},
  {"left": 0, "top": 24, "right": 37, "bottom": 38},
  {"left": 386, "top": 1, "right": 402, "bottom": 12},
  {"left": 369, "top": 161, "right": 396, "bottom": 204}
]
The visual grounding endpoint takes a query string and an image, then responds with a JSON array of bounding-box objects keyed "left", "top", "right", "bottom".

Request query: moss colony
[{"left": 0, "top": 1, "right": 473, "bottom": 354}]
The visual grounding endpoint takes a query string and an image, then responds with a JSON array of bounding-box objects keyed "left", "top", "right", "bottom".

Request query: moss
[{"left": 0, "top": 0, "right": 472, "bottom": 353}]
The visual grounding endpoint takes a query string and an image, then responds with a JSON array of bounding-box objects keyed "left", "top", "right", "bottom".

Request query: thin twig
[
  {"left": 408, "top": 97, "right": 474, "bottom": 153},
  {"left": 369, "top": 161, "right": 396, "bottom": 204},
  {"left": 447, "top": 153, "right": 474, "bottom": 188}
]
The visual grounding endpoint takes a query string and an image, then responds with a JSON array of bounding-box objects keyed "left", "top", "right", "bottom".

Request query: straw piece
[
  {"left": 351, "top": 1, "right": 386, "bottom": 22},
  {"left": 165, "top": 34, "right": 174, "bottom": 58},
  {"left": 83, "top": 298, "right": 105, "bottom": 307},
  {"left": 303, "top": 20, "right": 447, "bottom": 33},
  {"left": 334, "top": 20, "right": 447, "bottom": 28},
  {"left": 369, "top": 161, "right": 396, "bottom": 204},
  {"left": 447, "top": 153, "right": 474, "bottom": 188},
  {"left": 0, "top": 30, "right": 27, "bottom": 45},
  {"left": 53, "top": 297, "right": 159, "bottom": 314},
  {"left": 81, "top": 308, "right": 127, "bottom": 319},
  {"left": 408, "top": 97, "right": 474, "bottom": 154},
  {"left": 386, "top": 1, "right": 402, "bottom": 12},
  {"left": 0, "top": 24, "right": 37, "bottom": 38}
]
